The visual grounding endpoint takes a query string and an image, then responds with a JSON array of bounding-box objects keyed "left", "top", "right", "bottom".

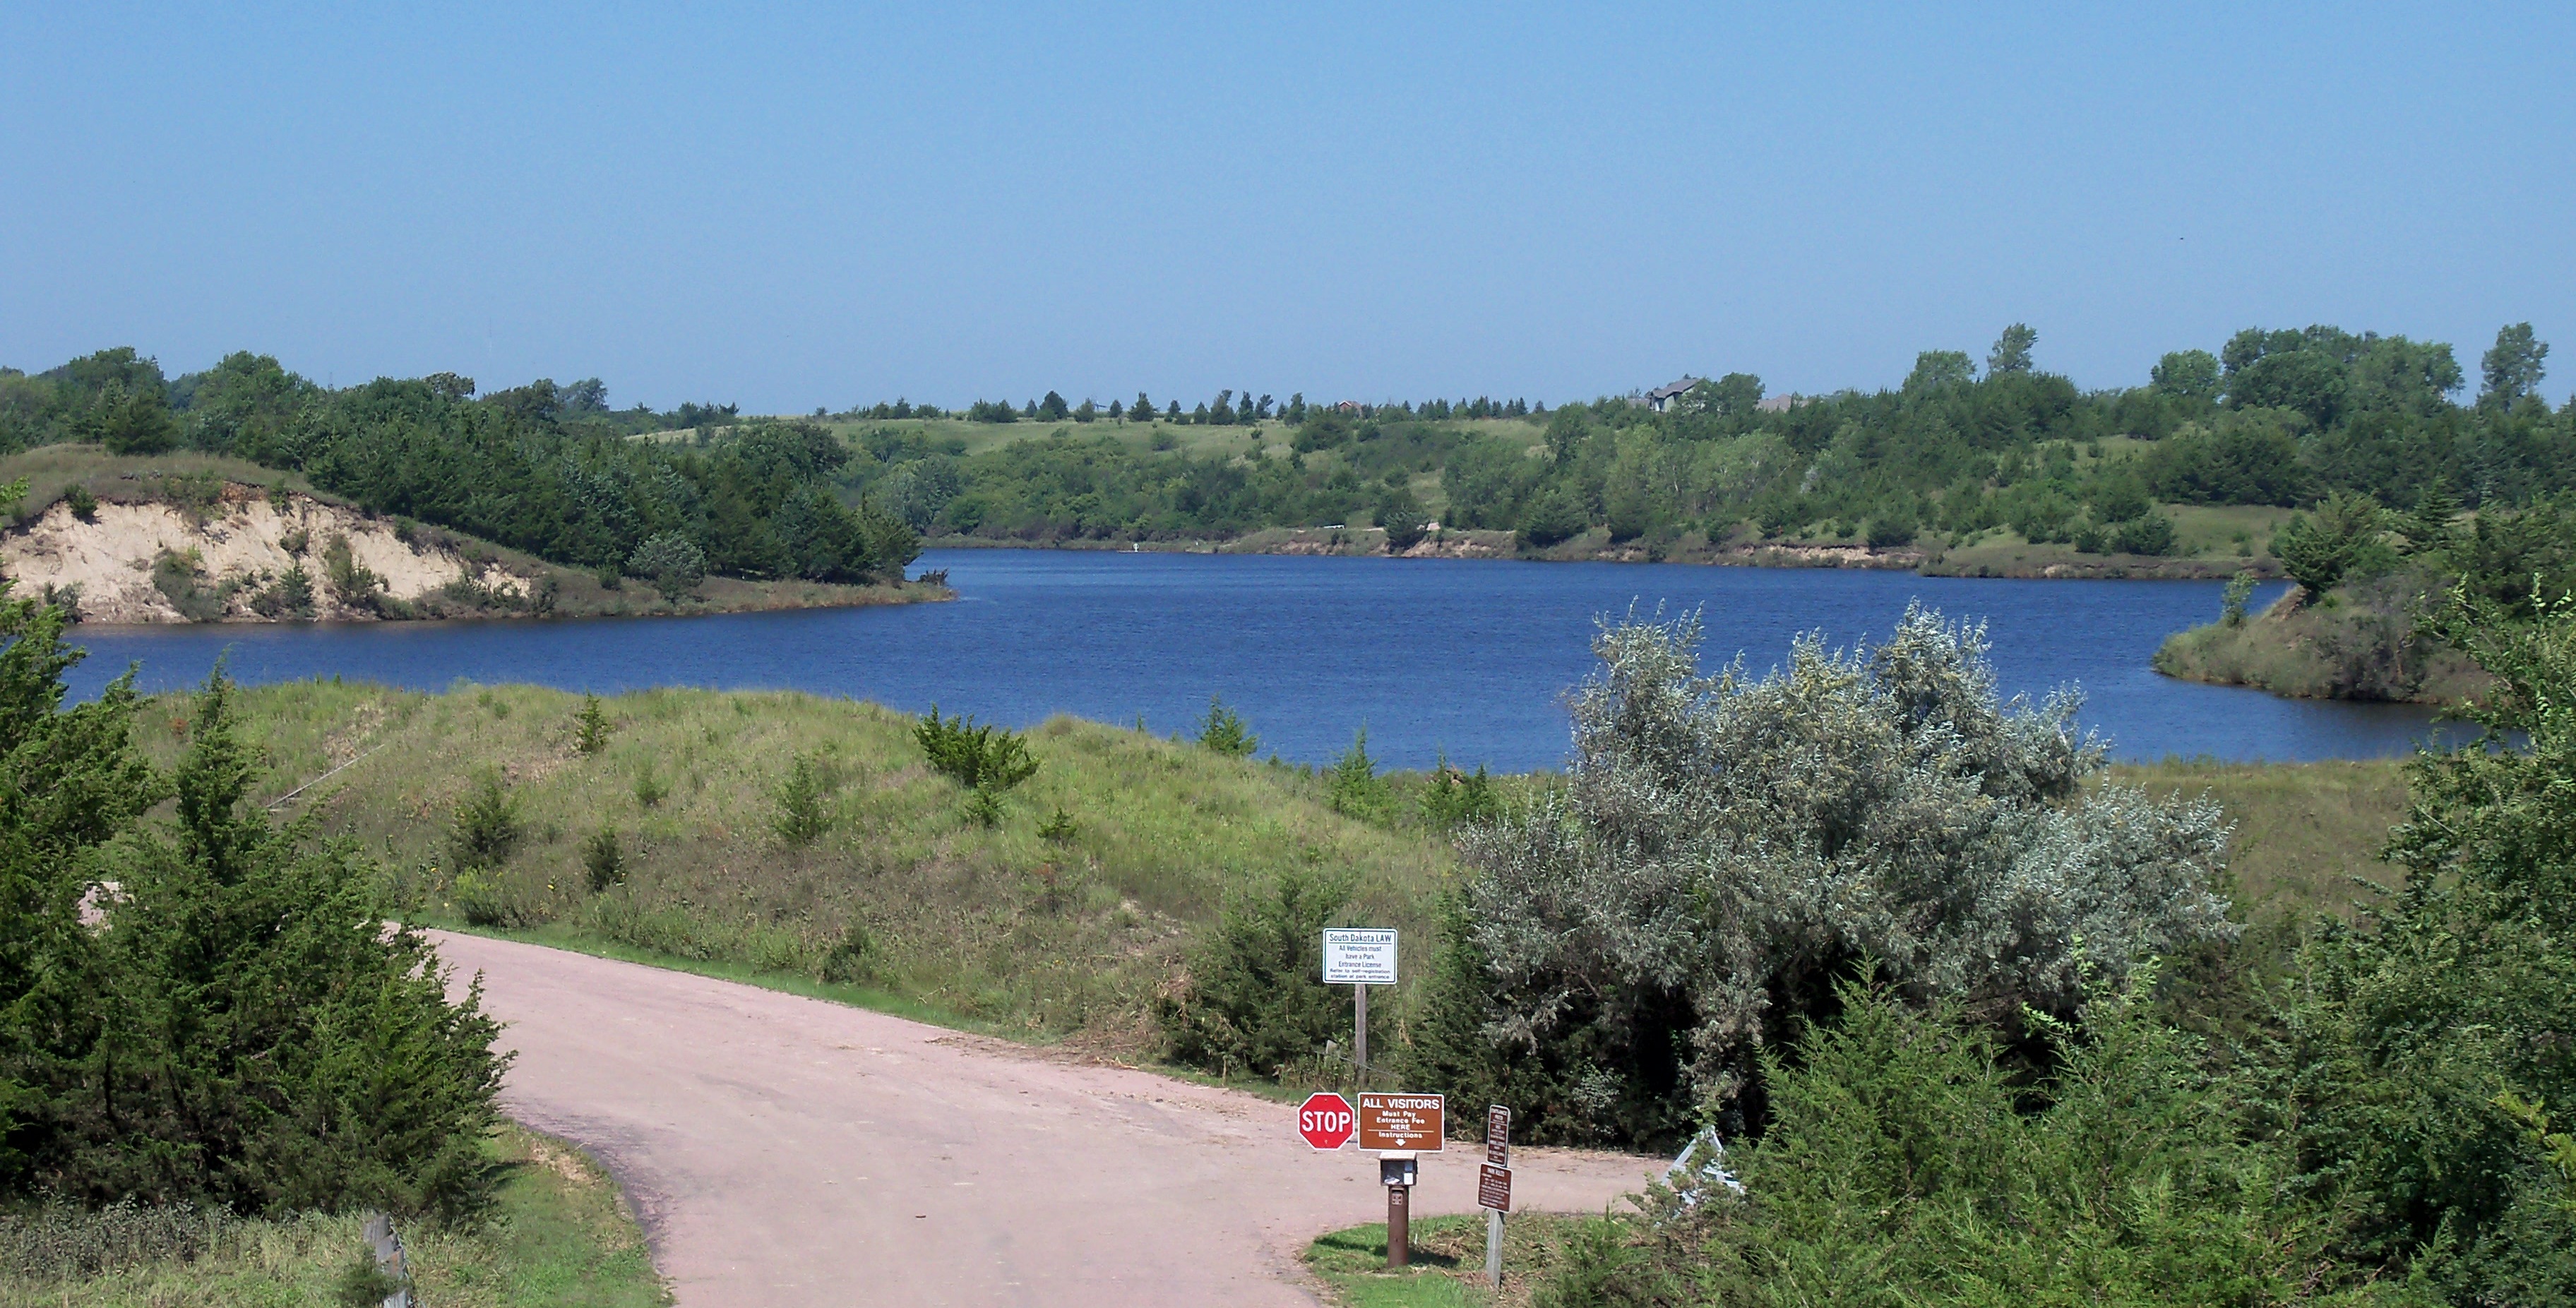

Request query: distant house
[
  {"left": 1645, "top": 377, "right": 1701, "bottom": 413},
  {"left": 1756, "top": 393, "right": 1799, "bottom": 413}
]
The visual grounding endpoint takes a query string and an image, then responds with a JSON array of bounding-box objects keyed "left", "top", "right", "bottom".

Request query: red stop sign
[{"left": 1298, "top": 1092, "right": 1355, "bottom": 1150}]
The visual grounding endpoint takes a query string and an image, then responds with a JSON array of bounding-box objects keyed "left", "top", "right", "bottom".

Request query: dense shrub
[
  {"left": 2275, "top": 491, "right": 2396, "bottom": 596},
  {"left": 627, "top": 532, "right": 705, "bottom": 603},
  {"left": 1325, "top": 728, "right": 1390, "bottom": 820},
  {"left": 446, "top": 771, "right": 522, "bottom": 871},
  {"left": 2270, "top": 586, "right": 2576, "bottom": 1296},
  {"left": 1684, "top": 974, "right": 2330, "bottom": 1307},
  {"left": 1409, "top": 606, "right": 2234, "bottom": 1146},
  {"left": 0, "top": 630, "right": 504, "bottom": 1220},
  {"left": 1156, "top": 870, "right": 1354, "bottom": 1079},
  {"left": 913, "top": 707, "right": 1039, "bottom": 793}
]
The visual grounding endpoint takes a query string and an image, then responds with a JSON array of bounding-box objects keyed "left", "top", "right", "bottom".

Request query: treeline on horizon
[
  {"left": 832, "top": 323, "right": 2572, "bottom": 553},
  {"left": 5, "top": 320, "right": 2570, "bottom": 581},
  {"left": 0, "top": 351, "right": 919, "bottom": 589}
]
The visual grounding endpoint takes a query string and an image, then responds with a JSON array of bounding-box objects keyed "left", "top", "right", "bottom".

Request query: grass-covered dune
[
  {"left": 173, "top": 679, "right": 2411, "bottom": 1069},
  {"left": 179, "top": 680, "right": 1455, "bottom": 1056}
]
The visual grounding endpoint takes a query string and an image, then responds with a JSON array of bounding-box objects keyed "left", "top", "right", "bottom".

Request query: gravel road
[{"left": 431, "top": 932, "right": 1659, "bottom": 1307}]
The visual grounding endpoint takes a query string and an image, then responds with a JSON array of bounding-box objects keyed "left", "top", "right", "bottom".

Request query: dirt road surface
[{"left": 431, "top": 932, "right": 1659, "bottom": 1307}]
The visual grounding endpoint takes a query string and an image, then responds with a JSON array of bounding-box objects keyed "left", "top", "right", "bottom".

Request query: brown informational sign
[
  {"left": 1485, "top": 1105, "right": 1510, "bottom": 1168},
  {"left": 1477, "top": 1163, "right": 1512, "bottom": 1212},
  {"left": 1356, "top": 1093, "right": 1445, "bottom": 1151}
]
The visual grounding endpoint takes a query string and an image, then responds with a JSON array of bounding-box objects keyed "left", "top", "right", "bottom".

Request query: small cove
[{"left": 56, "top": 548, "right": 2442, "bottom": 771}]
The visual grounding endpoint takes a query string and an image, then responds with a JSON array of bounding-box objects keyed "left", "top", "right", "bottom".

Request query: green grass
[
  {"left": 1306, "top": 1212, "right": 1637, "bottom": 1307},
  {"left": 0, "top": 1122, "right": 667, "bottom": 1307},
  {"left": 2164, "top": 502, "right": 2294, "bottom": 559},
  {"left": 182, "top": 680, "right": 1459, "bottom": 1061},
  {"left": 1306, "top": 1217, "right": 1481, "bottom": 1307},
  {"left": 0, "top": 443, "right": 330, "bottom": 527},
  {"left": 2106, "top": 757, "right": 2411, "bottom": 912},
  {"left": 161, "top": 678, "right": 2421, "bottom": 1072}
]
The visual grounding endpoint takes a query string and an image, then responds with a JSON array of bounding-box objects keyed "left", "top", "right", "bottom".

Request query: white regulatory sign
[{"left": 1323, "top": 928, "right": 1397, "bottom": 985}]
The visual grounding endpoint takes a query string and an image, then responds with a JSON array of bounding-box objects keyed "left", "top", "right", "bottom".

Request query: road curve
[{"left": 430, "top": 932, "right": 1659, "bottom": 1307}]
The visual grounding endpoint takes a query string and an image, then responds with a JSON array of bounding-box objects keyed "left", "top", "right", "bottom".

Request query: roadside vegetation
[
  {"left": 0, "top": 1122, "right": 665, "bottom": 1307},
  {"left": 1371, "top": 591, "right": 2572, "bottom": 1304},
  {"left": 0, "top": 587, "right": 558, "bottom": 1302},
  {"left": 7, "top": 544, "right": 2553, "bottom": 1300},
  {"left": 176, "top": 680, "right": 1463, "bottom": 1059}
]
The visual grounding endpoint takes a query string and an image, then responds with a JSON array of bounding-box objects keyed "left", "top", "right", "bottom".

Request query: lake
[{"left": 53, "top": 548, "right": 2445, "bottom": 772}]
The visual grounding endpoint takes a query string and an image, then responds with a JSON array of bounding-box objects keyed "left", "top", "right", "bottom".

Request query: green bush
[
  {"left": 914, "top": 707, "right": 1039, "bottom": 791},
  {"left": 1865, "top": 502, "right": 1917, "bottom": 548},
  {"left": 2270, "top": 587, "right": 2576, "bottom": 1296},
  {"left": 1196, "top": 695, "right": 1258, "bottom": 757},
  {"left": 446, "top": 771, "right": 523, "bottom": 870},
  {"left": 770, "top": 752, "right": 837, "bottom": 846},
  {"left": 581, "top": 827, "right": 624, "bottom": 892},
  {"left": 1157, "top": 870, "right": 1354, "bottom": 1079},
  {"left": 1680, "top": 973, "right": 2329, "bottom": 1307},
  {"left": 1418, "top": 606, "right": 2234, "bottom": 1146},
  {"left": 2221, "top": 568, "right": 2258, "bottom": 625},
  {"left": 627, "top": 532, "right": 705, "bottom": 604},
  {"left": 1518, "top": 486, "right": 1590, "bottom": 548},
  {"left": 2275, "top": 490, "right": 2392, "bottom": 596},
  {"left": 1417, "top": 760, "right": 1499, "bottom": 830},
  {"left": 572, "top": 693, "right": 612, "bottom": 755},
  {"left": 2114, "top": 510, "right": 2175, "bottom": 556},
  {"left": 1325, "top": 727, "right": 1389, "bottom": 820},
  {"left": 3, "top": 668, "right": 504, "bottom": 1217}
]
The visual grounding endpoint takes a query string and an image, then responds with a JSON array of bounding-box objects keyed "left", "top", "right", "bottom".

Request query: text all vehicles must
[
  {"left": 1323, "top": 929, "right": 1397, "bottom": 985},
  {"left": 1357, "top": 1093, "right": 1445, "bottom": 1151}
]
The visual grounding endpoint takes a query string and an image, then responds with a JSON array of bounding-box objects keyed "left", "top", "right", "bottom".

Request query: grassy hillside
[
  {"left": 2106, "top": 757, "right": 2410, "bottom": 911},
  {"left": 155, "top": 680, "right": 2429, "bottom": 1072},
  {"left": 181, "top": 680, "right": 1456, "bottom": 1057}
]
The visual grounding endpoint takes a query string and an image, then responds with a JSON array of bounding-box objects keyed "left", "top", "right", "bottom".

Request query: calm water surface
[{"left": 57, "top": 548, "right": 2443, "bottom": 770}]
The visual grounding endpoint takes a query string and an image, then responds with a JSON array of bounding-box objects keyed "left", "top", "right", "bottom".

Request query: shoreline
[
  {"left": 921, "top": 527, "right": 2281, "bottom": 582},
  {"left": 49, "top": 577, "right": 955, "bottom": 629}
]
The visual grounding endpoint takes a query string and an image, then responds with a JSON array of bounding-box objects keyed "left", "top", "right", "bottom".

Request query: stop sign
[{"left": 1298, "top": 1091, "right": 1355, "bottom": 1150}]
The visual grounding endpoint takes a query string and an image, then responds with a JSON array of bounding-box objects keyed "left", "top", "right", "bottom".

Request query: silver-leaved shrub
[{"left": 1412, "top": 603, "right": 2236, "bottom": 1145}]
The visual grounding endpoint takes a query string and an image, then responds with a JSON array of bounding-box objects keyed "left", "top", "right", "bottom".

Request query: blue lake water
[{"left": 54, "top": 548, "right": 2446, "bottom": 771}]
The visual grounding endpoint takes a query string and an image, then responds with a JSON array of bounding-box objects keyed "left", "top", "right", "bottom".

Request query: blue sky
[{"left": 4, "top": 4, "right": 2570, "bottom": 412}]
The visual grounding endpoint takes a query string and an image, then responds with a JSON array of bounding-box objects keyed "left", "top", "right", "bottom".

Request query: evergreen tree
[
  {"left": 1986, "top": 322, "right": 2038, "bottom": 376},
  {"left": 1196, "top": 695, "right": 1258, "bottom": 756}
]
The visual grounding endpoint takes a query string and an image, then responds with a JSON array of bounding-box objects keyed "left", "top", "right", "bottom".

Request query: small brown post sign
[
  {"left": 1485, "top": 1105, "right": 1510, "bottom": 1168},
  {"left": 1356, "top": 1093, "right": 1445, "bottom": 1151},
  {"left": 1477, "top": 1163, "right": 1513, "bottom": 1212}
]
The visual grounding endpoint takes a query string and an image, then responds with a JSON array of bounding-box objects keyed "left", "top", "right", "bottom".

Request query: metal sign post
[
  {"left": 1323, "top": 929, "right": 1396, "bottom": 1087},
  {"left": 1356, "top": 1093, "right": 1443, "bottom": 1269},
  {"left": 1481, "top": 1105, "right": 1511, "bottom": 1285}
]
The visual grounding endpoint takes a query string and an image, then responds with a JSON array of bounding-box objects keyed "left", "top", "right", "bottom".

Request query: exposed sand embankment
[{"left": 2, "top": 488, "right": 534, "bottom": 623}]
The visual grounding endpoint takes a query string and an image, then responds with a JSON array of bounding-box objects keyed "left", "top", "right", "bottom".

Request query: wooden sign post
[{"left": 1323, "top": 930, "right": 1397, "bottom": 1086}]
